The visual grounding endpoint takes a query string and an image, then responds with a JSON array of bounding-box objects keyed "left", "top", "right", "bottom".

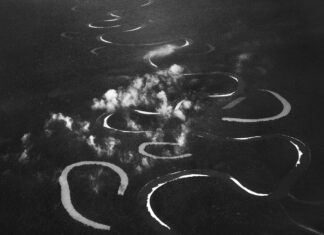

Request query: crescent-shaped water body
[
  {"left": 108, "top": 12, "right": 121, "bottom": 19},
  {"left": 146, "top": 57, "right": 157, "bottom": 68},
  {"left": 139, "top": 170, "right": 211, "bottom": 230},
  {"left": 104, "top": 18, "right": 120, "bottom": 22},
  {"left": 222, "top": 89, "right": 291, "bottom": 123},
  {"left": 138, "top": 142, "right": 192, "bottom": 160},
  {"left": 98, "top": 35, "right": 187, "bottom": 47},
  {"left": 183, "top": 72, "right": 240, "bottom": 98},
  {"left": 144, "top": 39, "right": 191, "bottom": 68},
  {"left": 122, "top": 24, "right": 146, "bottom": 32},
  {"left": 104, "top": 12, "right": 121, "bottom": 22},
  {"left": 231, "top": 135, "right": 308, "bottom": 168},
  {"left": 59, "top": 161, "right": 129, "bottom": 230},
  {"left": 103, "top": 114, "right": 147, "bottom": 134},
  {"left": 88, "top": 23, "right": 121, "bottom": 29},
  {"left": 138, "top": 169, "right": 280, "bottom": 232},
  {"left": 228, "top": 134, "right": 310, "bottom": 198},
  {"left": 139, "top": 139, "right": 310, "bottom": 234},
  {"left": 134, "top": 109, "right": 161, "bottom": 115}
]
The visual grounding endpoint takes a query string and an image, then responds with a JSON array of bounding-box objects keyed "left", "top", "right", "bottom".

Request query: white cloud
[
  {"left": 44, "top": 113, "right": 90, "bottom": 137},
  {"left": 86, "top": 135, "right": 121, "bottom": 157},
  {"left": 169, "top": 64, "right": 184, "bottom": 74},
  {"left": 21, "top": 132, "right": 31, "bottom": 147},
  {"left": 92, "top": 89, "right": 119, "bottom": 113},
  {"left": 144, "top": 44, "right": 179, "bottom": 68},
  {"left": 18, "top": 149, "right": 29, "bottom": 163},
  {"left": 176, "top": 123, "right": 190, "bottom": 147},
  {"left": 173, "top": 99, "right": 192, "bottom": 121},
  {"left": 79, "top": 121, "right": 90, "bottom": 133},
  {"left": 90, "top": 65, "right": 186, "bottom": 118},
  {"left": 45, "top": 113, "right": 74, "bottom": 130},
  {"left": 156, "top": 91, "right": 172, "bottom": 117}
]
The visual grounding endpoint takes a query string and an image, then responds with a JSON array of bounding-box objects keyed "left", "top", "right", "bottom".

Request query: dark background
[{"left": 0, "top": 0, "right": 324, "bottom": 234}]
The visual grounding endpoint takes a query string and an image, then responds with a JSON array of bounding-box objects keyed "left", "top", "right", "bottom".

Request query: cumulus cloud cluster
[
  {"left": 45, "top": 113, "right": 74, "bottom": 130},
  {"left": 53, "top": 114, "right": 160, "bottom": 174},
  {"left": 0, "top": 64, "right": 206, "bottom": 190},
  {"left": 44, "top": 113, "right": 125, "bottom": 159},
  {"left": 86, "top": 135, "right": 121, "bottom": 157},
  {"left": 44, "top": 112, "right": 90, "bottom": 137},
  {"left": 9, "top": 112, "right": 160, "bottom": 176},
  {"left": 91, "top": 64, "right": 187, "bottom": 118},
  {"left": 173, "top": 99, "right": 192, "bottom": 121},
  {"left": 91, "top": 65, "right": 196, "bottom": 155},
  {"left": 10, "top": 65, "right": 201, "bottom": 175}
]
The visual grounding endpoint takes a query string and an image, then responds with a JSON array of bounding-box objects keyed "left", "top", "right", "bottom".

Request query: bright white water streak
[
  {"left": 209, "top": 91, "right": 236, "bottom": 98},
  {"left": 143, "top": 171, "right": 276, "bottom": 232},
  {"left": 103, "top": 114, "right": 146, "bottom": 134},
  {"left": 123, "top": 25, "right": 145, "bottom": 32},
  {"left": 183, "top": 72, "right": 239, "bottom": 98},
  {"left": 232, "top": 135, "right": 305, "bottom": 169},
  {"left": 181, "top": 39, "right": 191, "bottom": 48},
  {"left": 208, "top": 74, "right": 238, "bottom": 98},
  {"left": 88, "top": 23, "right": 121, "bottom": 29},
  {"left": 142, "top": 135, "right": 309, "bottom": 231},
  {"left": 134, "top": 109, "right": 160, "bottom": 115},
  {"left": 98, "top": 35, "right": 188, "bottom": 47},
  {"left": 222, "top": 89, "right": 291, "bottom": 123},
  {"left": 290, "top": 140, "right": 303, "bottom": 166},
  {"left": 138, "top": 142, "right": 192, "bottom": 160},
  {"left": 59, "top": 161, "right": 128, "bottom": 230},
  {"left": 145, "top": 173, "right": 210, "bottom": 230},
  {"left": 104, "top": 18, "right": 119, "bottom": 22},
  {"left": 147, "top": 57, "right": 158, "bottom": 68},
  {"left": 229, "top": 177, "right": 269, "bottom": 197},
  {"left": 108, "top": 12, "right": 121, "bottom": 18},
  {"left": 232, "top": 136, "right": 262, "bottom": 140}
]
